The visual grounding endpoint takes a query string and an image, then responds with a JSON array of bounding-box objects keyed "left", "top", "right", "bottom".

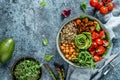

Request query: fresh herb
[
  {"left": 40, "top": 0, "right": 46, "bottom": 8},
  {"left": 42, "top": 39, "right": 48, "bottom": 46},
  {"left": 73, "top": 51, "right": 95, "bottom": 68},
  {"left": 44, "top": 64, "right": 57, "bottom": 80},
  {"left": 96, "top": 24, "right": 101, "bottom": 31},
  {"left": 14, "top": 60, "right": 41, "bottom": 80},
  {"left": 80, "top": 14, "right": 87, "bottom": 19},
  {"left": 80, "top": 2, "right": 87, "bottom": 12},
  {"left": 44, "top": 54, "right": 54, "bottom": 61}
]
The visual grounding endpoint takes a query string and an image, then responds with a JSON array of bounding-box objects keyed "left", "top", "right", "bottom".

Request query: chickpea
[
  {"left": 68, "top": 57, "right": 72, "bottom": 61},
  {"left": 63, "top": 49, "right": 66, "bottom": 53},
  {"left": 71, "top": 54, "right": 75, "bottom": 58},
  {"left": 66, "top": 49, "right": 69, "bottom": 53},
  {"left": 69, "top": 52, "right": 72, "bottom": 55},
  {"left": 70, "top": 49, "right": 74, "bottom": 53},
  {"left": 60, "top": 46, "right": 64, "bottom": 50},
  {"left": 62, "top": 43, "right": 66, "bottom": 47},
  {"left": 65, "top": 46, "right": 69, "bottom": 50},
  {"left": 65, "top": 54, "right": 69, "bottom": 58}
]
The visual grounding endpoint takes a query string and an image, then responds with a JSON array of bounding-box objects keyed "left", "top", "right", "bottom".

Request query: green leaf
[
  {"left": 40, "top": 0, "right": 46, "bottom": 8},
  {"left": 80, "top": 2, "right": 87, "bottom": 12},
  {"left": 80, "top": 14, "right": 87, "bottom": 19},
  {"left": 42, "top": 39, "right": 48, "bottom": 46},
  {"left": 96, "top": 24, "right": 101, "bottom": 31},
  {"left": 44, "top": 54, "right": 54, "bottom": 61}
]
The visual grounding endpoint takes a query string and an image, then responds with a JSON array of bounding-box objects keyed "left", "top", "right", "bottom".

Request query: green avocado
[
  {"left": 75, "top": 32, "right": 92, "bottom": 49},
  {"left": 0, "top": 38, "right": 15, "bottom": 63}
]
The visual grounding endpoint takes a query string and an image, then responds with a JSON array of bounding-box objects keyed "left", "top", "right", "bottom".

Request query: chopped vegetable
[
  {"left": 61, "top": 9, "right": 71, "bottom": 18},
  {"left": 73, "top": 51, "right": 95, "bottom": 68},
  {"left": 80, "top": 2, "right": 87, "bottom": 12},
  {"left": 75, "top": 32, "right": 92, "bottom": 49},
  {"left": 42, "top": 39, "right": 48, "bottom": 46},
  {"left": 14, "top": 59, "right": 41, "bottom": 80},
  {"left": 96, "top": 23, "right": 101, "bottom": 31},
  {"left": 44, "top": 64, "right": 57, "bottom": 80},
  {"left": 40, "top": 0, "right": 46, "bottom": 8},
  {"left": 44, "top": 54, "right": 53, "bottom": 61},
  {"left": 60, "top": 43, "right": 78, "bottom": 61}
]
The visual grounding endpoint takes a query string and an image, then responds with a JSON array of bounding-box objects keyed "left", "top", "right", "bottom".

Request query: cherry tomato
[
  {"left": 107, "top": 2, "right": 114, "bottom": 11},
  {"left": 90, "top": 50, "right": 96, "bottom": 56},
  {"left": 100, "top": 6, "right": 108, "bottom": 14},
  {"left": 88, "top": 46, "right": 94, "bottom": 52},
  {"left": 103, "top": 40, "right": 109, "bottom": 47},
  {"left": 94, "top": 55, "right": 102, "bottom": 62},
  {"left": 95, "top": 38, "right": 103, "bottom": 45},
  {"left": 99, "top": 30, "right": 105, "bottom": 39},
  {"left": 92, "top": 32, "right": 99, "bottom": 40},
  {"left": 90, "top": 0, "right": 99, "bottom": 7},
  {"left": 96, "top": 46, "right": 105, "bottom": 55},
  {"left": 102, "top": 0, "right": 111, "bottom": 4},
  {"left": 96, "top": 2, "right": 104, "bottom": 10},
  {"left": 92, "top": 41, "right": 98, "bottom": 48}
]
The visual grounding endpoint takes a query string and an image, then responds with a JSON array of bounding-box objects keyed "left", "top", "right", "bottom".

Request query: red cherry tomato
[
  {"left": 90, "top": 0, "right": 99, "bottom": 7},
  {"left": 99, "top": 30, "right": 105, "bottom": 39},
  {"left": 107, "top": 2, "right": 114, "bottom": 11},
  {"left": 100, "top": 6, "right": 108, "bottom": 14},
  {"left": 96, "top": 2, "right": 104, "bottom": 10},
  {"left": 92, "top": 32, "right": 99, "bottom": 40},
  {"left": 95, "top": 38, "right": 103, "bottom": 45},
  {"left": 94, "top": 55, "right": 102, "bottom": 62},
  {"left": 90, "top": 50, "right": 96, "bottom": 56},
  {"left": 96, "top": 46, "right": 105, "bottom": 55},
  {"left": 92, "top": 41, "right": 98, "bottom": 48},
  {"left": 103, "top": 40, "right": 109, "bottom": 47},
  {"left": 88, "top": 46, "right": 94, "bottom": 52}
]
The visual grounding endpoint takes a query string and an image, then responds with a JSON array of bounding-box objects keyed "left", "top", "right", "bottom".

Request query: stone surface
[{"left": 0, "top": 0, "right": 120, "bottom": 80}]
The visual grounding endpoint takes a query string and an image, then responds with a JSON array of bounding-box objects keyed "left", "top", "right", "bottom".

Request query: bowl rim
[
  {"left": 11, "top": 56, "right": 42, "bottom": 80},
  {"left": 56, "top": 14, "right": 112, "bottom": 68}
]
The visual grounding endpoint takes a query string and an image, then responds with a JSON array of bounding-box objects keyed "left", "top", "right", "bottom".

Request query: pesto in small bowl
[{"left": 12, "top": 57, "right": 42, "bottom": 80}]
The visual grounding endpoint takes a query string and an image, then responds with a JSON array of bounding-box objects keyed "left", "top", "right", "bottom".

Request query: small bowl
[
  {"left": 11, "top": 57, "right": 42, "bottom": 80},
  {"left": 56, "top": 14, "right": 112, "bottom": 68}
]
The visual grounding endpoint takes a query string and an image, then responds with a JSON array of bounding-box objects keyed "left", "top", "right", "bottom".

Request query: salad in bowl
[{"left": 56, "top": 14, "right": 111, "bottom": 68}]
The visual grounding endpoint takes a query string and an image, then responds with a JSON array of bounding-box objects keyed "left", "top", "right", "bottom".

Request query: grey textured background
[{"left": 0, "top": 0, "right": 120, "bottom": 80}]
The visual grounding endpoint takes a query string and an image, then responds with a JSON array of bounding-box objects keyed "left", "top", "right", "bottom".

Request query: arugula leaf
[
  {"left": 80, "top": 2, "right": 87, "bottom": 12},
  {"left": 42, "top": 39, "right": 48, "bottom": 46},
  {"left": 40, "top": 0, "right": 46, "bottom": 8},
  {"left": 44, "top": 54, "right": 54, "bottom": 61},
  {"left": 96, "top": 24, "right": 101, "bottom": 31}
]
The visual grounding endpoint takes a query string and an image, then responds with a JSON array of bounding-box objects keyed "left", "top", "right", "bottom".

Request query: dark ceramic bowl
[
  {"left": 56, "top": 14, "right": 112, "bottom": 68},
  {"left": 11, "top": 57, "right": 42, "bottom": 80}
]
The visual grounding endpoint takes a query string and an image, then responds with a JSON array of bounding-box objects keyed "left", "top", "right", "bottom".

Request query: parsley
[
  {"left": 42, "top": 39, "right": 48, "bottom": 46},
  {"left": 44, "top": 54, "right": 54, "bottom": 61},
  {"left": 14, "top": 60, "right": 41, "bottom": 80},
  {"left": 80, "top": 2, "right": 87, "bottom": 12},
  {"left": 40, "top": 0, "right": 46, "bottom": 8}
]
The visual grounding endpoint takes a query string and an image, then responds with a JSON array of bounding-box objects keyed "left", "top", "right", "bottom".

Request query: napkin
[{"left": 66, "top": 0, "right": 120, "bottom": 80}]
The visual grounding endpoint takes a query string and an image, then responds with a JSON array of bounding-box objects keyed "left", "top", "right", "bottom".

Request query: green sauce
[{"left": 14, "top": 60, "right": 41, "bottom": 80}]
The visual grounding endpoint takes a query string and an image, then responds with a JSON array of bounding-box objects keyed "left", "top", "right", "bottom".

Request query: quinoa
[{"left": 60, "top": 22, "right": 78, "bottom": 43}]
